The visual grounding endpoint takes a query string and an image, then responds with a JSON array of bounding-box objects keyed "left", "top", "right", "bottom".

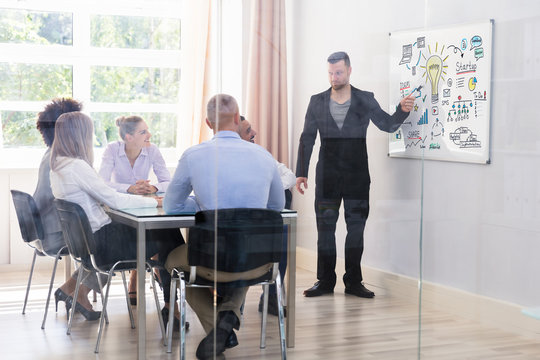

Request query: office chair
[
  {"left": 53, "top": 198, "right": 165, "bottom": 353},
  {"left": 11, "top": 190, "right": 69, "bottom": 329},
  {"left": 167, "top": 208, "right": 286, "bottom": 359}
]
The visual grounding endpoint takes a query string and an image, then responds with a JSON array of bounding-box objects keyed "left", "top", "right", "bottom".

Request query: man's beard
[{"left": 332, "top": 83, "right": 346, "bottom": 91}]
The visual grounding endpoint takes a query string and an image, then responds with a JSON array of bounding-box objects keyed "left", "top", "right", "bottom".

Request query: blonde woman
[
  {"left": 51, "top": 112, "right": 182, "bottom": 329},
  {"left": 99, "top": 115, "right": 170, "bottom": 194}
]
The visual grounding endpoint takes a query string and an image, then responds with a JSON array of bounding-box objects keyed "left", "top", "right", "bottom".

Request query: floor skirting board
[{"left": 296, "top": 246, "right": 540, "bottom": 341}]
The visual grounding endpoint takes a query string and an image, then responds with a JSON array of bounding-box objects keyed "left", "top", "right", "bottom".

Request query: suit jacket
[{"left": 296, "top": 86, "right": 409, "bottom": 199}]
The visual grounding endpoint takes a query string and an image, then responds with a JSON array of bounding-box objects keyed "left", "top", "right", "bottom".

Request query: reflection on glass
[
  {"left": 91, "top": 112, "right": 177, "bottom": 148},
  {"left": 0, "top": 63, "right": 72, "bottom": 101},
  {"left": 0, "top": 9, "right": 72, "bottom": 45},
  {"left": 1, "top": 111, "right": 42, "bottom": 147},
  {"left": 91, "top": 15, "right": 180, "bottom": 50},
  {"left": 91, "top": 66, "right": 179, "bottom": 104}
]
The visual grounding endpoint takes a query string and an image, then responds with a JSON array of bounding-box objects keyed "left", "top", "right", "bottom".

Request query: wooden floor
[{"left": 1, "top": 266, "right": 540, "bottom": 360}]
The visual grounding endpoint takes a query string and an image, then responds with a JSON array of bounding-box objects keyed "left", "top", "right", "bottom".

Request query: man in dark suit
[{"left": 296, "top": 51, "right": 415, "bottom": 298}]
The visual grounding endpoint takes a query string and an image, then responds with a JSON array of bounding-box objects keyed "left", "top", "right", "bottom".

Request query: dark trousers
[
  {"left": 314, "top": 196, "right": 369, "bottom": 288},
  {"left": 263, "top": 189, "right": 291, "bottom": 297},
  {"left": 93, "top": 222, "right": 184, "bottom": 303}
]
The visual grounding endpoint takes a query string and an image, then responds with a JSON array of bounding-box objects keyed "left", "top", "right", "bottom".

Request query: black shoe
[
  {"left": 225, "top": 331, "right": 238, "bottom": 349},
  {"left": 54, "top": 288, "right": 72, "bottom": 312},
  {"left": 303, "top": 281, "right": 334, "bottom": 297},
  {"left": 196, "top": 311, "right": 238, "bottom": 359},
  {"left": 344, "top": 283, "right": 375, "bottom": 298},
  {"left": 258, "top": 295, "right": 287, "bottom": 317},
  {"left": 128, "top": 292, "right": 137, "bottom": 306},
  {"left": 66, "top": 297, "right": 101, "bottom": 321},
  {"left": 161, "top": 306, "right": 189, "bottom": 332}
]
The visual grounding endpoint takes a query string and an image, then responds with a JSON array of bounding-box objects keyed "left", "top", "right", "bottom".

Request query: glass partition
[
  {"left": 208, "top": 1, "right": 540, "bottom": 359},
  {"left": 418, "top": 4, "right": 540, "bottom": 359}
]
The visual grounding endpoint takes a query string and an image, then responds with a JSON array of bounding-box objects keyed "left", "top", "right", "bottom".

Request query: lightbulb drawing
[
  {"left": 420, "top": 42, "right": 448, "bottom": 104},
  {"left": 426, "top": 55, "right": 443, "bottom": 103}
]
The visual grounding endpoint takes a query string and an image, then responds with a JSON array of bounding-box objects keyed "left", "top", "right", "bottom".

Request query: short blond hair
[{"left": 50, "top": 112, "right": 94, "bottom": 171}]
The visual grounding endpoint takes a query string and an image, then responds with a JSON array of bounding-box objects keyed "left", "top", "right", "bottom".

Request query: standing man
[
  {"left": 296, "top": 51, "right": 414, "bottom": 298},
  {"left": 164, "top": 94, "right": 285, "bottom": 360}
]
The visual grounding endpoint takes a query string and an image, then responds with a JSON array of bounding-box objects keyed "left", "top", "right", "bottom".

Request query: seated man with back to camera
[
  {"left": 238, "top": 115, "right": 295, "bottom": 316},
  {"left": 164, "top": 94, "right": 285, "bottom": 360}
]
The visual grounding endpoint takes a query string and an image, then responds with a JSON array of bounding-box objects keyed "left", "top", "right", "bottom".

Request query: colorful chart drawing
[
  {"left": 417, "top": 108, "right": 428, "bottom": 125},
  {"left": 447, "top": 96, "right": 473, "bottom": 122},
  {"left": 468, "top": 77, "right": 477, "bottom": 91}
]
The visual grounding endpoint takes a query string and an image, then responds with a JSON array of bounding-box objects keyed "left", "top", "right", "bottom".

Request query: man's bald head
[{"left": 206, "top": 94, "right": 239, "bottom": 131}]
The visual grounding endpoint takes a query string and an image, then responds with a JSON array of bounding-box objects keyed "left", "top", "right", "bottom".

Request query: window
[
  {"left": 0, "top": 8, "right": 72, "bottom": 45},
  {"left": 0, "top": 1, "right": 182, "bottom": 164}
]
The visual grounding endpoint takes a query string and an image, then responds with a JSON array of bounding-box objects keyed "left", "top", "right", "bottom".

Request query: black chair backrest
[
  {"left": 188, "top": 208, "right": 283, "bottom": 273},
  {"left": 53, "top": 199, "right": 96, "bottom": 261},
  {"left": 11, "top": 190, "right": 44, "bottom": 244}
]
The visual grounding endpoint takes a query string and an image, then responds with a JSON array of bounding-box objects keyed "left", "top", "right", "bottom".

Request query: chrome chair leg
[
  {"left": 166, "top": 270, "right": 178, "bottom": 353},
  {"left": 275, "top": 273, "right": 287, "bottom": 359},
  {"left": 67, "top": 269, "right": 84, "bottom": 334},
  {"left": 260, "top": 283, "right": 269, "bottom": 348},
  {"left": 95, "top": 271, "right": 114, "bottom": 353},
  {"left": 22, "top": 250, "right": 38, "bottom": 315},
  {"left": 121, "top": 271, "right": 135, "bottom": 328},
  {"left": 41, "top": 247, "right": 64, "bottom": 329},
  {"left": 95, "top": 273, "right": 108, "bottom": 324},
  {"left": 151, "top": 267, "right": 166, "bottom": 341},
  {"left": 179, "top": 272, "right": 187, "bottom": 360}
]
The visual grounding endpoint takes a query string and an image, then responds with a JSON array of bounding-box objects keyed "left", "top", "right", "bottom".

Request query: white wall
[{"left": 288, "top": 0, "right": 540, "bottom": 308}]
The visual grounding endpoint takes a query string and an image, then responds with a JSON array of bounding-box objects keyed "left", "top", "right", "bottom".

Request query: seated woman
[
  {"left": 51, "top": 111, "right": 183, "bottom": 328},
  {"left": 98, "top": 115, "right": 173, "bottom": 306},
  {"left": 99, "top": 115, "right": 170, "bottom": 195},
  {"left": 34, "top": 98, "right": 83, "bottom": 256}
]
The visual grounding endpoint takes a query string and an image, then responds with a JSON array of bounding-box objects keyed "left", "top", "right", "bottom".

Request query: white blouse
[
  {"left": 51, "top": 157, "right": 157, "bottom": 232},
  {"left": 99, "top": 141, "right": 171, "bottom": 193}
]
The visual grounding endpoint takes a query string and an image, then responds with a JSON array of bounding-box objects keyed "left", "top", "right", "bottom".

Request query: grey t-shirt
[{"left": 329, "top": 98, "right": 351, "bottom": 130}]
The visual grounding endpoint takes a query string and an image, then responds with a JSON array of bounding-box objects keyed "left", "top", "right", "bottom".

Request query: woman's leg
[{"left": 146, "top": 228, "right": 185, "bottom": 305}]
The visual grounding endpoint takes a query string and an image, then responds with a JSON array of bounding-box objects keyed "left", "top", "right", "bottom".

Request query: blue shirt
[{"left": 164, "top": 131, "right": 285, "bottom": 213}]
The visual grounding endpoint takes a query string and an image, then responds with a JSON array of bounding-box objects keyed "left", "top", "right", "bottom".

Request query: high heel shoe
[
  {"left": 54, "top": 288, "right": 72, "bottom": 312},
  {"left": 66, "top": 297, "right": 101, "bottom": 321}
]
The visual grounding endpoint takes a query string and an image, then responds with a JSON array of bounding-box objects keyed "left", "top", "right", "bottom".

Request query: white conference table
[{"left": 106, "top": 207, "right": 297, "bottom": 360}]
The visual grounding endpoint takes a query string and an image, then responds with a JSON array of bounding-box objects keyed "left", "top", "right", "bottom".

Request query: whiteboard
[{"left": 388, "top": 20, "right": 493, "bottom": 164}]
